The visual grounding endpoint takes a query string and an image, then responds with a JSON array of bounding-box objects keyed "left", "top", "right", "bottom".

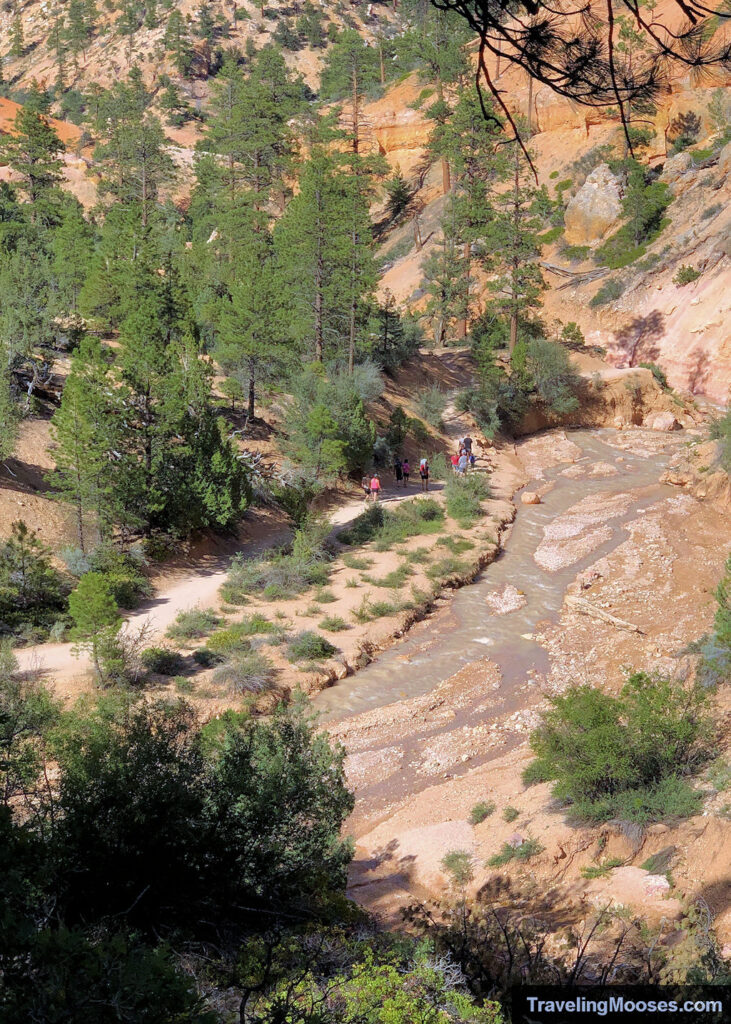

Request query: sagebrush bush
[
  {"left": 638, "top": 362, "right": 669, "bottom": 390},
  {"left": 166, "top": 607, "right": 221, "bottom": 640},
  {"left": 287, "top": 631, "right": 337, "bottom": 663},
  {"left": 415, "top": 386, "right": 447, "bottom": 428},
  {"left": 339, "top": 500, "right": 444, "bottom": 549},
  {"left": 222, "top": 521, "right": 331, "bottom": 603},
  {"left": 319, "top": 615, "right": 348, "bottom": 632},
  {"left": 488, "top": 837, "right": 543, "bottom": 867},
  {"left": 524, "top": 672, "right": 712, "bottom": 822},
  {"left": 673, "top": 265, "right": 701, "bottom": 286},
  {"left": 212, "top": 650, "right": 276, "bottom": 694}
]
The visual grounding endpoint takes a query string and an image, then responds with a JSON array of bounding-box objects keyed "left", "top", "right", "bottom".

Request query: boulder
[
  {"left": 659, "top": 151, "right": 692, "bottom": 187},
  {"left": 648, "top": 411, "right": 682, "bottom": 432},
  {"left": 564, "top": 164, "right": 623, "bottom": 244},
  {"left": 521, "top": 491, "right": 541, "bottom": 505}
]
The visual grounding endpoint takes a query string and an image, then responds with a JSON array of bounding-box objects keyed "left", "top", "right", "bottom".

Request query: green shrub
[
  {"left": 222, "top": 521, "right": 331, "bottom": 602},
  {"left": 709, "top": 408, "right": 731, "bottom": 473},
  {"left": 362, "top": 564, "right": 413, "bottom": 589},
  {"left": 212, "top": 650, "right": 276, "bottom": 694},
  {"left": 341, "top": 553, "right": 373, "bottom": 570},
  {"left": 562, "top": 244, "right": 591, "bottom": 262},
  {"left": 437, "top": 535, "right": 475, "bottom": 553},
  {"left": 590, "top": 278, "right": 625, "bottom": 307},
  {"left": 340, "top": 500, "right": 444, "bottom": 549},
  {"left": 488, "top": 837, "right": 543, "bottom": 867},
  {"left": 673, "top": 265, "right": 701, "bottom": 286},
  {"left": 525, "top": 338, "right": 580, "bottom": 416},
  {"left": 314, "top": 587, "right": 337, "bottom": 604},
  {"left": 639, "top": 362, "right": 669, "bottom": 389},
  {"left": 338, "top": 505, "right": 385, "bottom": 545},
  {"left": 469, "top": 800, "right": 496, "bottom": 825},
  {"left": 700, "top": 203, "right": 723, "bottom": 221},
  {"left": 141, "top": 647, "right": 184, "bottom": 675},
  {"left": 445, "top": 473, "right": 491, "bottom": 526},
  {"left": 502, "top": 806, "right": 519, "bottom": 822},
  {"left": 415, "top": 386, "right": 447, "bottom": 429},
  {"left": 581, "top": 857, "right": 624, "bottom": 879},
  {"left": 287, "top": 630, "right": 336, "bottom": 663},
  {"left": 319, "top": 615, "right": 348, "bottom": 632},
  {"left": 166, "top": 607, "right": 221, "bottom": 640},
  {"left": 88, "top": 545, "right": 151, "bottom": 609},
  {"left": 524, "top": 672, "right": 712, "bottom": 822},
  {"left": 441, "top": 849, "right": 474, "bottom": 887},
  {"left": 192, "top": 647, "right": 223, "bottom": 668},
  {"left": 425, "top": 555, "right": 470, "bottom": 582}
]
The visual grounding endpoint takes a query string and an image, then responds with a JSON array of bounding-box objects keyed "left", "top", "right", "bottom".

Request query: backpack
[{"left": 419, "top": 458, "right": 428, "bottom": 473}]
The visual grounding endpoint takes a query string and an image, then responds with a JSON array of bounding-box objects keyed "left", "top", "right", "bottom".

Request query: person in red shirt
[{"left": 369, "top": 473, "right": 381, "bottom": 502}]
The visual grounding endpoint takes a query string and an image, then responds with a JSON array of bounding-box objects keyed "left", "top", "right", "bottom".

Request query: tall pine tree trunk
[{"left": 248, "top": 360, "right": 255, "bottom": 420}]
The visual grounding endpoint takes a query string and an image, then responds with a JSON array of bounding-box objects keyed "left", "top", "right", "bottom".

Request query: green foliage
[
  {"left": 561, "top": 243, "right": 591, "bottom": 262},
  {"left": 140, "top": 647, "right": 184, "bottom": 675},
  {"left": 524, "top": 338, "right": 580, "bottom": 416},
  {"left": 445, "top": 472, "right": 490, "bottom": 526},
  {"left": 319, "top": 615, "right": 348, "bottom": 632},
  {"left": 68, "top": 572, "right": 122, "bottom": 683},
  {"left": 415, "top": 386, "right": 447, "bottom": 428},
  {"left": 487, "top": 837, "right": 544, "bottom": 866},
  {"left": 287, "top": 630, "right": 337, "bottom": 663},
  {"left": 0, "top": 521, "right": 68, "bottom": 639},
  {"left": 222, "top": 521, "right": 331, "bottom": 603},
  {"left": 590, "top": 277, "right": 625, "bottom": 307},
  {"left": 639, "top": 362, "right": 669, "bottom": 389},
  {"left": 502, "top": 806, "right": 519, "bottom": 822},
  {"left": 339, "top": 500, "right": 445, "bottom": 548},
  {"left": 441, "top": 849, "right": 474, "bottom": 888},
  {"left": 524, "top": 672, "right": 712, "bottom": 822},
  {"left": 166, "top": 607, "right": 221, "bottom": 640},
  {"left": 673, "top": 265, "right": 701, "bottom": 286},
  {"left": 595, "top": 162, "right": 671, "bottom": 269},
  {"left": 709, "top": 409, "right": 731, "bottom": 474},
  {"left": 469, "top": 800, "right": 496, "bottom": 824},
  {"left": 212, "top": 650, "right": 276, "bottom": 694},
  {"left": 581, "top": 857, "right": 624, "bottom": 879}
]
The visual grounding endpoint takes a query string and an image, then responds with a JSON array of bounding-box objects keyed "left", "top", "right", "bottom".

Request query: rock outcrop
[{"left": 564, "top": 164, "right": 623, "bottom": 244}]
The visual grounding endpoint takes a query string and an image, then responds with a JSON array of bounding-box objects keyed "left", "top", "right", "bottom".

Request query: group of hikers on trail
[
  {"left": 362, "top": 436, "right": 479, "bottom": 501},
  {"left": 450, "top": 435, "right": 475, "bottom": 475},
  {"left": 361, "top": 455, "right": 430, "bottom": 501}
]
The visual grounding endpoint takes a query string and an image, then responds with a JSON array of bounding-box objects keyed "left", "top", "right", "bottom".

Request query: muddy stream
[{"left": 315, "top": 429, "right": 682, "bottom": 820}]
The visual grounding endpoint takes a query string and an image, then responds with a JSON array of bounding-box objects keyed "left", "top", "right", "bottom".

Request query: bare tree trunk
[{"left": 248, "top": 362, "right": 255, "bottom": 419}]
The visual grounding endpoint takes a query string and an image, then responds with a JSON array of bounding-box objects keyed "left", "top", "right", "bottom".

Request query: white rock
[
  {"left": 521, "top": 491, "right": 541, "bottom": 505},
  {"left": 649, "top": 412, "right": 682, "bottom": 432},
  {"left": 564, "top": 164, "right": 623, "bottom": 244}
]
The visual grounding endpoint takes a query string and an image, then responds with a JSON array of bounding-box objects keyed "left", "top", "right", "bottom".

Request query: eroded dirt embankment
[{"left": 328, "top": 426, "right": 731, "bottom": 948}]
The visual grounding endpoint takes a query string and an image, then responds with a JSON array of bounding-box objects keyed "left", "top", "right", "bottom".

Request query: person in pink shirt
[{"left": 369, "top": 473, "right": 381, "bottom": 502}]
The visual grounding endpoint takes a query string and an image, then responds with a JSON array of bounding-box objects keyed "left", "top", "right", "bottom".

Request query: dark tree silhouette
[{"left": 430, "top": 0, "right": 730, "bottom": 168}]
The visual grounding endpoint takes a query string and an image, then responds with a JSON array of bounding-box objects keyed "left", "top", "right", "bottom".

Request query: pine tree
[
  {"left": 428, "top": 86, "right": 508, "bottom": 336},
  {"left": 68, "top": 572, "right": 122, "bottom": 682},
  {"left": 164, "top": 9, "right": 193, "bottom": 76},
  {"left": 273, "top": 134, "right": 351, "bottom": 363},
  {"left": 92, "top": 79, "right": 175, "bottom": 228},
  {"left": 0, "top": 358, "right": 17, "bottom": 465},
  {"left": 320, "top": 29, "right": 380, "bottom": 152},
  {"left": 64, "top": 0, "right": 90, "bottom": 67},
  {"left": 421, "top": 201, "right": 471, "bottom": 347},
  {"left": 0, "top": 521, "right": 65, "bottom": 614},
  {"left": 52, "top": 201, "right": 95, "bottom": 313},
  {"left": 0, "top": 107, "right": 64, "bottom": 207},
  {"left": 50, "top": 337, "right": 119, "bottom": 550},
  {"left": 482, "top": 143, "right": 549, "bottom": 353},
  {"left": 10, "top": 16, "right": 24, "bottom": 58},
  {"left": 213, "top": 205, "right": 279, "bottom": 420}
]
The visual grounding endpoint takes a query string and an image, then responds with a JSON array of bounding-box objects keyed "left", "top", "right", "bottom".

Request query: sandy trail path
[{"left": 15, "top": 474, "right": 449, "bottom": 683}]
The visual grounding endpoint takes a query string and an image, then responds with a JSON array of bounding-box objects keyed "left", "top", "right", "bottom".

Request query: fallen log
[{"left": 565, "top": 595, "right": 646, "bottom": 634}]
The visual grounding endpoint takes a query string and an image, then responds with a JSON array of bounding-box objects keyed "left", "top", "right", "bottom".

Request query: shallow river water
[{"left": 315, "top": 429, "right": 680, "bottom": 724}]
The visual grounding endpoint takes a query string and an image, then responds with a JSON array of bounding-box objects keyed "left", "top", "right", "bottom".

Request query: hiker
[
  {"left": 419, "top": 457, "right": 429, "bottom": 491},
  {"left": 402, "top": 459, "right": 410, "bottom": 486},
  {"left": 463, "top": 434, "right": 472, "bottom": 454},
  {"left": 361, "top": 474, "right": 371, "bottom": 501},
  {"left": 450, "top": 453, "right": 459, "bottom": 472},
  {"left": 469, "top": 452, "right": 476, "bottom": 469},
  {"left": 394, "top": 457, "right": 403, "bottom": 485},
  {"left": 369, "top": 472, "right": 382, "bottom": 502},
  {"left": 457, "top": 451, "right": 468, "bottom": 475}
]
